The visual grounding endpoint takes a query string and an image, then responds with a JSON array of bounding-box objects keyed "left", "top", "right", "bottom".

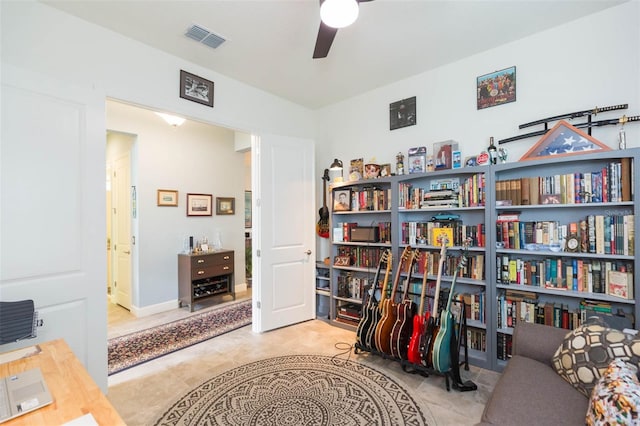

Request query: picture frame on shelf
[
  {"left": 349, "top": 158, "right": 363, "bottom": 181},
  {"left": 216, "top": 197, "right": 235, "bottom": 215},
  {"left": 477, "top": 66, "right": 516, "bottom": 110},
  {"left": 180, "top": 70, "right": 214, "bottom": 107},
  {"left": 380, "top": 163, "right": 392, "bottom": 177},
  {"left": 520, "top": 120, "right": 612, "bottom": 161},
  {"left": 157, "top": 189, "right": 178, "bottom": 206},
  {"left": 333, "top": 189, "right": 351, "bottom": 212},
  {"left": 186, "top": 193, "right": 212, "bottom": 216}
]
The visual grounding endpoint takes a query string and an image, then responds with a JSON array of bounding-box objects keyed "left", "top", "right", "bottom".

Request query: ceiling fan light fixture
[{"left": 320, "top": 0, "right": 359, "bottom": 29}]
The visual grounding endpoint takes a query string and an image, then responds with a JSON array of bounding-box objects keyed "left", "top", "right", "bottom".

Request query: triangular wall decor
[{"left": 519, "top": 120, "right": 611, "bottom": 161}]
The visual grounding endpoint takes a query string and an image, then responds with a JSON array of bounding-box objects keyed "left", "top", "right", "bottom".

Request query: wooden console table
[
  {"left": 178, "top": 249, "right": 235, "bottom": 312},
  {"left": 0, "top": 339, "right": 125, "bottom": 425}
]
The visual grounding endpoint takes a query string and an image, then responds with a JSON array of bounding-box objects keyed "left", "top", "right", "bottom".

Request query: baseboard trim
[{"left": 131, "top": 300, "right": 180, "bottom": 318}]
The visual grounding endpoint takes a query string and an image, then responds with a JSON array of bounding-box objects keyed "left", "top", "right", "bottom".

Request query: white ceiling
[{"left": 43, "top": 0, "right": 626, "bottom": 110}]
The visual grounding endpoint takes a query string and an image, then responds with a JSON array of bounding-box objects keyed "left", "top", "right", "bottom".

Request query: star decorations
[{"left": 520, "top": 120, "right": 611, "bottom": 161}]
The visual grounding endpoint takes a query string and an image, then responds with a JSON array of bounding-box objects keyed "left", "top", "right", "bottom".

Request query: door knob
[
  {"left": 123, "top": 250, "right": 131, "bottom": 254},
  {"left": 304, "top": 250, "right": 312, "bottom": 255}
]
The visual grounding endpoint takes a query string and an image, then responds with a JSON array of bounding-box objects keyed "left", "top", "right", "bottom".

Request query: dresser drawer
[
  {"left": 191, "top": 263, "right": 234, "bottom": 280},
  {"left": 191, "top": 251, "right": 234, "bottom": 268}
]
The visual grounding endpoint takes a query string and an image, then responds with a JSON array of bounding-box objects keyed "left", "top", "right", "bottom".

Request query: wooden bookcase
[{"left": 327, "top": 148, "right": 640, "bottom": 372}]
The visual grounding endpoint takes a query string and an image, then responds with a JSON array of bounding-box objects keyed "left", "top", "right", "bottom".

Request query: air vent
[{"left": 185, "top": 24, "right": 226, "bottom": 49}]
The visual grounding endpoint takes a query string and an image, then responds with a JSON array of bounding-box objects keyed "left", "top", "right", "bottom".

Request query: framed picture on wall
[
  {"left": 477, "top": 66, "right": 516, "bottom": 110},
  {"left": 216, "top": 197, "right": 235, "bottom": 215},
  {"left": 389, "top": 96, "right": 417, "bottom": 130},
  {"left": 186, "top": 193, "right": 212, "bottom": 216},
  {"left": 180, "top": 70, "right": 214, "bottom": 107},
  {"left": 157, "top": 189, "right": 178, "bottom": 206}
]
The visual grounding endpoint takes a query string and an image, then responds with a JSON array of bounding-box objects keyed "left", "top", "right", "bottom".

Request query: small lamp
[
  {"left": 329, "top": 158, "right": 343, "bottom": 182},
  {"left": 320, "top": 0, "right": 359, "bottom": 29}
]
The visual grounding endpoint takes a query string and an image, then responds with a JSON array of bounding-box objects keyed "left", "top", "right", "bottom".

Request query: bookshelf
[{"left": 326, "top": 148, "right": 639, "bottom": 372}]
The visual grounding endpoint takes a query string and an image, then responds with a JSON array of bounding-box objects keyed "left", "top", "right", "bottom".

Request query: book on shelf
[{"left": 607, "top": 270, "right": 634, "bottom": 300}]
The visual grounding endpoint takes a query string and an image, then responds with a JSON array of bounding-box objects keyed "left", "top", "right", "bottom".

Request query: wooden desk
[{"left": 0, "top": 339, "right": 125, "bottom": 425}]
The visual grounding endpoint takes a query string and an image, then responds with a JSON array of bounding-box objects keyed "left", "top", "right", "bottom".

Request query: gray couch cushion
[{"left": 481, "top": 355, "right": 588, "bottom": 425}]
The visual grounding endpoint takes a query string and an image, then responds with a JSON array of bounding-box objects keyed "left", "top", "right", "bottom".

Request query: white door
[
  {"left": 113, "top": 153, "right": 132, "bottom": 310},
  {"left": 0, "top": 65, "right": 108, "bottom": 390},
  {"left": 252, "top": 134, "right": 316, "bottom": 332}
]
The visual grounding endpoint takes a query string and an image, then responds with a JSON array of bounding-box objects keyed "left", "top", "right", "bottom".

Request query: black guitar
[
  {"left": 317, "top": 169, "right": 330, "bottom": 238},
  {"left": 356, "top": 249, "right": 391, "bottom": 351}
]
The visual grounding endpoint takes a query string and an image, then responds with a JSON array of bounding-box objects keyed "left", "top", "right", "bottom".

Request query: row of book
[
  {"left": 459, "top": 291, "right": 487, "bottom": 324},
  {"left": 497, "top": 255, "right": 634, "bottom": 298},
  {"left": 398, "top": 173, "right": 486, "bottom": 210},
  {"left": 496, "top": 213, "right": 635, "bottom": 256},
  {"left": 336, "top": 303, "right": 362, "bottom": 326},
  {"left": 466, "top": 327, "right": 487, "bottom": 353},
  {"left": 336, "top": 273, "right": 368, "bottom": 300},
  {"left": 333, "top": 222, "right": 392, "bottom": 243},
  {"left": 495, "top": 159, "right": 632, "bottom": 206},
  {"left": 408, "top": 250, "right": 486, "bottom": 281},
  {"left": 348, "top": 187, "right": 392, "bottom": 211},
  {"left": 401, "top": 221, "right": 486, "bottom": 247},
  {"left": 334, "top": 246, "right": 386, "bottom": 269}
]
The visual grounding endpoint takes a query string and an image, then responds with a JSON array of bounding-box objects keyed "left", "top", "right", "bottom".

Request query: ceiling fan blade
[{"left": 313, "top": 21, "right": 338, "bottom": 59}]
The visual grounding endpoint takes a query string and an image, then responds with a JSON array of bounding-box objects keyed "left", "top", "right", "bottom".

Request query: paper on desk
[{"left": 62, "top": 413, "right": 99, "bottom": 426}]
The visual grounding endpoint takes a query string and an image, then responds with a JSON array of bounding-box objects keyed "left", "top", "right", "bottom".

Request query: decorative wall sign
[
  {"left": 520, "top": 120, "right": 611, "bottom": 161},
  {"left": 180, "top": 70, "right": 214, "bottom": 107},
  {"left": 477, "top": 66, "right": 516, "bottom": 110},
  {"left": 390, "top": 96, "right": 416, "bottom": 130}
]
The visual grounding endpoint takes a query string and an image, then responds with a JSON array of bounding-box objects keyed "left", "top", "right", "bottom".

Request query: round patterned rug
[{"left": 154, "top": 354, "right": 429, "bottom": 425}]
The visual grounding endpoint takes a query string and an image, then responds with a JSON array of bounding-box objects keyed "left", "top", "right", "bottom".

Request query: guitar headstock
[
  {"left": 380, "top": 249, "right": 392, "bottom": 264},
  {"left": 457, "top": 238, "right": 472, "bottom": 270}
]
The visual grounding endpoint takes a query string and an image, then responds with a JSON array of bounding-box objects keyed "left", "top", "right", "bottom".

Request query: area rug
[
  {"left": 108, "top": 299, "right": 252, "bottom": 375},
  {"left": 154, "top": 354, "right": 429, "bottom": 426}
]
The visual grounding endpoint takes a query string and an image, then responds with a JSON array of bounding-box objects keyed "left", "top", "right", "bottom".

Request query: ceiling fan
[{"left": 313, "top": 0, "right": 374, "bottom": 59}]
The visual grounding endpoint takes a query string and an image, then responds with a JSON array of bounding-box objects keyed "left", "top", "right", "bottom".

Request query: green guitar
[{"left": 431, "top": 239, "right": 470, "bottom": 373}]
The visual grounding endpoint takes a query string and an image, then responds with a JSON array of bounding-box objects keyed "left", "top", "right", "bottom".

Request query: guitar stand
[{"left": 354, "top": 299, "right": 477, "bottom": 392}]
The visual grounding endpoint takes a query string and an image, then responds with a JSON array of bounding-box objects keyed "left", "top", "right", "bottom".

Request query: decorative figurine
[
  {"left": 396, "top": 152, "right": 405, "bottom": 175},
  {"left": 498, "top": 147, "right": 508, "bottom": 163}
]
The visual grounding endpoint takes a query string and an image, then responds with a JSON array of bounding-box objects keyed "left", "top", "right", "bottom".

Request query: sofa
[{"left": 478, "top": 322, "right": 589, "bottom": 425}]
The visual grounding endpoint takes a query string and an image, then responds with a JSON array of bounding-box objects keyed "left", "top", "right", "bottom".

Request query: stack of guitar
[{"left": 355, "top": 240, "right": 471, "bottom": 380}]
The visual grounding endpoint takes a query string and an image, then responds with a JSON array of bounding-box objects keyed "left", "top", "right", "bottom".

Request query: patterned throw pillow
[
  {"left": 586, "top": 359, "right": 640, "bottom": 425},
  {"left": 551, "top": 323, "right": 640, "bottom": 397}
]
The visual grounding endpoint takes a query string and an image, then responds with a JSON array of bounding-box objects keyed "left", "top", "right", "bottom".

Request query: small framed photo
[
  {"left": 477, "top": 66, "right": 516, "bottom": 110},
  {"left": 180, "top": 70, "right": 214, "bottom": 107},
  {"left": 157, "top": 189, "right": 178, "bottom": 206},
  {"left": 186, "top": 193, "right": 212, "bottom": 216},
  {"left": 390, "top": 96, "right": 417, "bottom": 130},
  {"left": 216, "top": 197, "right": 235, "bottom": 215},
  {"left": 333, "top": 189, "right": 352, "bottom": 212},
  {"left": 380, "top": 163, "right": 392, "bottom": 177},
  {"left": 452, "top": 151, "right": 462, "bottom": 169}
]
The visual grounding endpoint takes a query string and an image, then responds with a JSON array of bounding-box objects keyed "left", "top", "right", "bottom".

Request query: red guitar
[
  {"left": 407, "top": 251, "right": 430, "bottom": 365},
  {"left": 390, "top": 248, "right": 420, "bottom": 360},
  {"left": 419, "top": 235, "right": 448, "bottom": 367}
]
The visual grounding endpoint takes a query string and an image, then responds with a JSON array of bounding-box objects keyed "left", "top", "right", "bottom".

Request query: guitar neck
[
  {"left": 378, "top": 251, "right": 392, "bottom": 304},
  {"left": 432, "top": 242, "right": 448, "bottom": 318},
  {"left": 417, "top": 252, "right": 429, "bottom": 315}
]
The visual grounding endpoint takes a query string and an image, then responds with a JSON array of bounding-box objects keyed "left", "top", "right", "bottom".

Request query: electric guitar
[
  {"left": 432, "top": 239, "right": 470, "bottom": 373},
  {"left": 374, "top": 246, "right": 412, "bottom": 355},
  {"left": 419, "top": 235, "right": 448, "bottom": 367},
  {"left": 316, "top": 169, "right": 330, "bottom": 238},
  {"left": 407, "top": 251, "right": 430, "bottom": 365},
  {"left": 355, "top": 249, "right": 391, "bottom": 351},
  {"left": 364, "top": 250, "right": 393, "bottom": 352},
  {"left": 390, "top": 248, "right": 420, "bottom": 360}
]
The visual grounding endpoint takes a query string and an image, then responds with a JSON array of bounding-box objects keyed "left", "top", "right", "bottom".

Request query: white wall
[{"left": 316, "top": 1, "right": 640, "bottom": 170}]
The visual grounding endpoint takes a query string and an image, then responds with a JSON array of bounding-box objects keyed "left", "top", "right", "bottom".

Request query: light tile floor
[{"left": 106, "top": 291, "right": 500, "bottom": 425}]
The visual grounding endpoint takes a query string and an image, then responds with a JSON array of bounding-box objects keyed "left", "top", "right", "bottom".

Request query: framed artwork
[
  {"left": 349, "top": 158, "right": 363, "bottom": 181},
  {"left": 477, "top": 66, "right": 516, "bottom": 110},
  {"left": 390, "top": 96, "right": 416, "bottom": 130},
  {"left": 186, "top": 193, "right": 212, "bottom": 216},
  {"left": 180, "top": 70, "right": 214, "bottom": 107},
  {"left": 380, "top": 163, "right": 392, "bottom": 177},
  {"left": 157, "top": 189, "right": 178, "bottom": 206},
  {"left": 520, "top": 120, "right": 611, "bottom": 161},
  {"left": 216, "top": 197, "right": 235, "bottom": 215},
  {"left": 333, "top": 189, "right": 351, "bottom": 212},
  {"left": 244, "top": 191, "right": 252, "bottom": 228}
]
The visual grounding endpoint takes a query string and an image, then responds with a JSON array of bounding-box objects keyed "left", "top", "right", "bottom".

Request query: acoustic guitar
[
  {"left": 390, "top": 248, "right": 420, "bottom": 360},
  {"left": 432, "top": 239, "right": 470, "bottom": 373},
  {"left": 316, "top": 169, "right": 330, "bottom": 238},
  {"left": 355, "top": 249, "right": 391, "bottom": 351},
  {"left": 419, "top": 235, "right": 448, "bottom": 367},
  {"left": 407, "top": 251, "right": 430, "bottom": 365},
  {"left": 374, "top": 246, "right": 412, "bottom": 355},
  {"left": 364, "top": 250, "right": 393, "bottom": 352}
]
